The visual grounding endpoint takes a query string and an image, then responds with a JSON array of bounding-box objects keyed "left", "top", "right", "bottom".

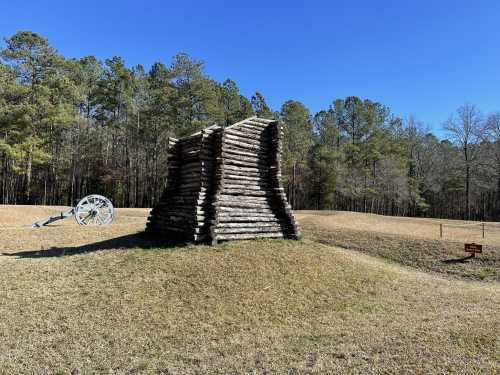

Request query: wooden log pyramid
[{"left": 146, "top": 116, "right": 300, "bottom": 245}]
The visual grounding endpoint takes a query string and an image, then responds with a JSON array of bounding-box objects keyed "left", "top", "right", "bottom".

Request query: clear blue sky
[{"left": 1, "top": 0, "right": 499, "bottom": 133}]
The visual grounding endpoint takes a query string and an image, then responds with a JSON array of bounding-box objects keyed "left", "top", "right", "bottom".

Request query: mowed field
[
  {"left": 0, "top": 206, "right": 499, "bottom": 374},
  {"left": 298, "top": 210, "right": 500, "bottom": 245},
  {"left": 297, "top": 211, "right": 500, "bottom": 281}
]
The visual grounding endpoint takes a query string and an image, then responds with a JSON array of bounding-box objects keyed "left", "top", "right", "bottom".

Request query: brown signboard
[{"left": 465, "top": 243, "right": 483, "bottom": 254}]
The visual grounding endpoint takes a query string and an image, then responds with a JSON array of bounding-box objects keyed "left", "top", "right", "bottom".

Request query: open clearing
[
  {"left": 0, "top": 206, "right": 499, "bottom": 374},
  {"left": 297, "top": 210, "right": 500, "bottom": 245},
  {"left": 296, "top": 211, "right": 500, "bottom": 281}
]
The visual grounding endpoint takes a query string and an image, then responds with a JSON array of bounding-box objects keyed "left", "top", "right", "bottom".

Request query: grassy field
[
  {"left": 297, "top": 210, "right": 500, "bottom": 245},
  {"left": 0, "top": 206, "right": 498, "bottom": 374},
  {"left": 296, "top": 212, "right": 500, "bottom": 281}
]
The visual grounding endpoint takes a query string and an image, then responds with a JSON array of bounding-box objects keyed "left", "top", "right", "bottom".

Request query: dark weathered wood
[
  {"left": 224, "top": 128, "right": 265, "bottom": 141},
  {"left": 225, "top": 127, "right": 263, "bottom": 137},
  {"left": 224, "top": 138, "right": 268, "bottom": 152},
  {"left": 223, "top": 158, "right": 269, "bottom": 169},
  {"left": 221, "top": 146, "right": 270, "bottom": 159},
  {"left": 265, "top": 121, "right": 300, "bottom": 239},
  {"left": 221, "top": 189, "right": 272, "bottom": 197},
  {"left": 218, "top": 195, "right": 270, "bottom": 202},
  {"left": 223, "top": 183, "right": 269, "bottom": 191},
  {"left": 147, "top": 117, "right": 299, "bottom": 244},
  {"left": 217, "top": 217, "right": 280, "bottom": 223},
  {"left": 223, "top": 174, "right": 267, "bottom": 182},
  {"left": 214, "top": 202, "right": 272, "bottom": 209},
  {"left": 218, "top": 207, "right": 273, "bottom": 213},
  {"left": 236, "top": 123, "right": 268, "bottom": 132},
  {"left": 218, "top": 214, "right": 275, "bottom": 221},
  {"left": 216, "top": 233, "right": 284, "bottom": 240},
  {"left": 246, "top": 119, "right": 275, "bottom": 127},
  {"left": 221, "top": 151, "right": 263, "bottom": 163},
  {"left": 214, "top": 227, "right": 282, "bottom": 234}
]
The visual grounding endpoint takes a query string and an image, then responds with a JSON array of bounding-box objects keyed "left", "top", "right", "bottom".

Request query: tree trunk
[
  {"left": 497, "top": 161, "right": 500, "bottom": 220},
  {"left": 135, "top": 111, "right": 140, "bottom": 207},
  {"left": 25, "top": 145, "right": 33, "bottom": 203},
  {"left": 465, "top": 163, "right": 470, "bottom": 220}
]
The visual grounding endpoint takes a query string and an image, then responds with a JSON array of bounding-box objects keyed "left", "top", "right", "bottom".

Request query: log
[
  {"left": 221, "top": 146, "right": 269, "bottom": 158},
  {"left": 245, "top": 119, "right": 275, "bottom": 127},
  {"left": 216, "top": 233, "right": 283, "bottom": 240},
  {"left": 225, "top": 126, "right": 263, "bottom": 137},
  {"left": 221, "top": 151, "right": 262, "bottom": 164},
  {"left": 221, "top": 189, "right": 271, "bottom": 196},
  {"left": 223, "top": 164, "right": 261, "bottom": 174},
  {"left": 158, "top": 211, "right": 205, "bottom": 220},
  {"left": 223, "top": 158, "right": 268, "bottom": 169},
  {"left": 159, "top": 225, "right": 200, "bottom": 234},
  {"left": 224, "top": 128, "right": 265, "bottom": 140},
  {"left": 219, "top": 170, "right": 263, "bottom": 179},
  {"left": 224, "top": 138, "right": 267, "bottom": 152},
  {"left": 251, "top": 118, "right": 276, "bottom": 124},
  {"left": 222, "top": 184, "right": 267, "bottom": 191},
  {"left": 222, "top": 181, "right": 269, "bottom": 190},
  {"left": 216, "top": 216, "right": 280, "bottom": 223},
  {"left": 157, "top": 204, "right": 206, "bottom": 215},
  {"left": 218, "top": 207, "right": 274, "bottom": 213},
  {"left": 218, "top": 195, "right": 270, "bottom": 202},
  {"left": 237, "top": 123, "right": 268, "bottom": 132},
  {"left": 215, "top": 222, "right": 282, "bottom": 228},
  {"left": 223, "top": 174, "right": 267, "bottom": 182},
  {"left": 218, "top": 211, "right": 276, "bottom": 218},
  {"left": 216, "top": 203, "right": 272, "bottom": 210},
  {"left": 223, "top": 133, "right": 267, "bottom": 146},
  {"left": 147, "top": 116, "right": 299, "bottom": 244},
  {"left": 214, "top": 226, "right": 282, "bottom": 234}
]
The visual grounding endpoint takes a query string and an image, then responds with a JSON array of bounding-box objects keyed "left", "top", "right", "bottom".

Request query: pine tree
[
  {"left": 280, "top": 100, "right": 313, "bottom": 209},
  {"left": 0, "top": 31, "right": 77, "bottom": 203},
  {"left": 251, "top": 91, "right": 274, "bottom": 119}
]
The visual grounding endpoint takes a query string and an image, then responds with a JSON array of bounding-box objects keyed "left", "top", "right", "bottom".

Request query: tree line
[{"left": 0, "top": 31, "right": 498, "bottom": 221}]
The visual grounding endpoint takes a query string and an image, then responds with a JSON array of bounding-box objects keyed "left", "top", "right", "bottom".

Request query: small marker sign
[{"left": 465, "top": 243, "right": 482, "bottom": 257}]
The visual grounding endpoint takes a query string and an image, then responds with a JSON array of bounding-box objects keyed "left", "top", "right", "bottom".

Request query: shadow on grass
[
  {"left": 442, "top": 254, "right": 476, "bottom": 264},
  {"left": 1, "top": 232, "right": 187, "bottom": 259}
]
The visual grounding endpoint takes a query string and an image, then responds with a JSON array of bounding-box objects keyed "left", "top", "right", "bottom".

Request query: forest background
[{"left": 1, "top": 31, "right": 499, "bottom": 221}]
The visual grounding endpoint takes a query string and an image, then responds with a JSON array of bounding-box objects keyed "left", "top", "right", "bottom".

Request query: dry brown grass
[
  {"left": 297, "top": 210, "right": 500, "bottom": 246},
  {"left": 0, "top": 206, "right": 499, "bottom": 374},
  {"left": 0, "top": 205, "right": 148, "bottom": 252},
  {"left": 298, "top": 212, "right": 500, "bottom": 281}
]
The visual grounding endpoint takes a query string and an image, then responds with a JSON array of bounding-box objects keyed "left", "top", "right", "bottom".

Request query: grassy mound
[
  {"left": 0, "top": 239, "right": 498, "bottom": 374},
  {"left": 300, "top": 215, "right": 500, "bottom": 281}
]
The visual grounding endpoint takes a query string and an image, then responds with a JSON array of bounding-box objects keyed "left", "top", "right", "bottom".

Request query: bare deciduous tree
[{"left": 443, "top": 104, "right": 484, "bottom": 220}]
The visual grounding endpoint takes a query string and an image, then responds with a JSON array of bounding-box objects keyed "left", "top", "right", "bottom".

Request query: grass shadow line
[
  {"left": 1, "top": 232, "right": 187, "bottom": 259},
  {"left": 442, "top": 254, "right": 476, "bottom": 264}
]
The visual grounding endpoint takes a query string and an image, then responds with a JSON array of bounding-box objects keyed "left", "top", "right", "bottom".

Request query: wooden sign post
[{"left": 464, "top": 243, "right": 483, "bottom": 257}]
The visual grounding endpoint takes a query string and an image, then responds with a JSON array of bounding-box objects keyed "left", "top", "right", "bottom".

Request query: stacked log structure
[{"left": 146, "top": 117, "right": 300, "bottom": 244}]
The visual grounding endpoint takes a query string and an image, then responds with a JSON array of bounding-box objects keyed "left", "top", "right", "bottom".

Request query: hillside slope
[
  {"left": 0, "top": 243, "right": 498, "bottom": 373},
  {"left": 297, "top": 211, "right": 500, "bottom": 281},
  {"left": 0, "top": 206, "right": 498, "bottom": 373}
]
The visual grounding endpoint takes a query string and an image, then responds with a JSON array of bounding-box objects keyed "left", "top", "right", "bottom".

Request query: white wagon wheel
[{"left": 74, "top": 194, "right": 114, "bottom": 226}]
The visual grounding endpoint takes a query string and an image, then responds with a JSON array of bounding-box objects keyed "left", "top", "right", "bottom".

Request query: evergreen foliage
[{"left": 0, "top": 31, "right": 498, "bottom": 220}]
